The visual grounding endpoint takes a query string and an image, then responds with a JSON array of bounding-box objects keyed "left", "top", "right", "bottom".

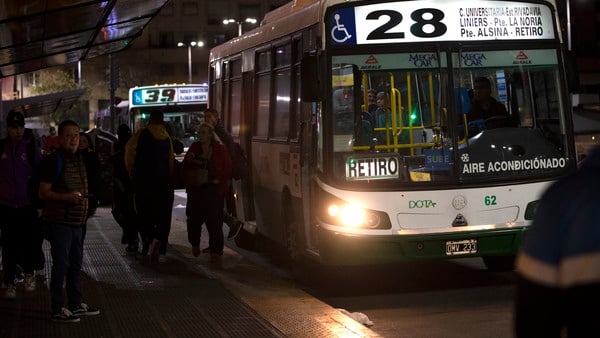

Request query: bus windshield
[
  {"left": 330, "top": 49, "right": 570, "bottom": 185},
  {"left": 131, "top": 105, "right": 203, "bottom": 149}
]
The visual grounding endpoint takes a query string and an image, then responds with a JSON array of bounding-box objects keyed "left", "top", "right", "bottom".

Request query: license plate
[{"left": 445, "top": 239, "right": 477, "bottom": 256}]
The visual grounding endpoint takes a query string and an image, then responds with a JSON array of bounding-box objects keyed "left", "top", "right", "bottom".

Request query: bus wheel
[{"left": 482, "top": 255, "right": 515, "bottom": 272}]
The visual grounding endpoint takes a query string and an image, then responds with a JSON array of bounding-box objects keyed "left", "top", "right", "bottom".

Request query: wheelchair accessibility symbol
[{"left": 331, "top": 14, "right": 352, "bottom": 43}]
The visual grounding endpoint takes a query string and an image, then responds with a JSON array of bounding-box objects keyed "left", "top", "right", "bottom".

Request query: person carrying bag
[
  {"left": 182, "top": 123, "right": 232, "bottom": 265},
  {"left": 182, "top": 146, "right": 212, "bottom": 188}
]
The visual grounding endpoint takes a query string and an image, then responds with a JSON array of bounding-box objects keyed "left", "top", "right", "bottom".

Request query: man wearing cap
[{"left": 0, "top": 110, "right": 42, "bottom": 299}]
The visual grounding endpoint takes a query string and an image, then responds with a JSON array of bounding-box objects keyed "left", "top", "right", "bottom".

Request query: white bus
[
  {"left": 208, "top": 0, "right": 577, "bottom": 270},
  {"left": 128, "top": 83, "right": 208, "bottom": 149}
]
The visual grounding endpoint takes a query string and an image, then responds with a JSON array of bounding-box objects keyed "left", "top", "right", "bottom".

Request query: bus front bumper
[{"left": 316, "top": 226, "right": 527, "bottom": 266}]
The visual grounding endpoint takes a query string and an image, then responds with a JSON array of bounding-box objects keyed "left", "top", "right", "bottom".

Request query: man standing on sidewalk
[
  {"left": 39, "top": 120, "right": 100, "bottom": 323},
  {"left": 0, "top": 110, "right": 42, "bottom": 299},
  {"left": 125, "top": 110, "right": 177, "bottom": 263}
]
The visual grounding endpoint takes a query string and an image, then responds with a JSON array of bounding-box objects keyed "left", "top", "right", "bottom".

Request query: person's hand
[
  {"left": 68, "top": 192, "right": 87, "bottom": 204},
  {"left": 205, "top": 119, "right": 216, "bottom": 128}
]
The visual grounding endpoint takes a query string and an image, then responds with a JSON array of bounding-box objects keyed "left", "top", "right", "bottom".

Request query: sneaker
[
  {"left": 125, "top": 241, "right": 139, "bottom": 254},
  {"left": 201, "top": 247, "right": 211, "bottom": 254},
  {"left": 24, "top": 274, "right": 36, "bottom": 292},
  {"left": 52, "top": 308, "right": 80, "bottom": 323},
  {"left": 227, "top": 221, "right": 243, "bottom": 240},
  {"left": 149, "top": 239, "right": 160, "bottom": 264},
  {"left": 15, "top": 265, "right": 24, "bottom": 284},
  {"left": 192, "top": 245, "right": 200, "bottom": 257},
  {"left": 158, "top": 255, "right": 168, "bottom": 263},
  {"left": 2, "top": 284, "right": 16, "bottom": 300},
  {"left": 14, "top": 274, "right": 24, "bottom": 285},
  {"left": 70, "top": 303, "right": 100, "bottom": 316}
]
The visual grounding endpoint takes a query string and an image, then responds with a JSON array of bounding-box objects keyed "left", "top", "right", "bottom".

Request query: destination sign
[
  {"left": 346, "top": 155, "right": 401, "bottom": 181},
  {"left": 328, "top": 0, "right": 555, "bottom": 45}
]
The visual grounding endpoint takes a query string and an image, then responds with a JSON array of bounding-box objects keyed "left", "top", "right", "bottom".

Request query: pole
[
  {"left": 187, "top": 45, "right": 192, "bottom": 84},
  {"left": 78, "top": 61, "right": 82, "bottom": 87},
  {"left": 109, "top": 54, "right": 116, "bottom": 132},
  {"left": 238, "top": 22, "right": 243, "bottom": 37}
]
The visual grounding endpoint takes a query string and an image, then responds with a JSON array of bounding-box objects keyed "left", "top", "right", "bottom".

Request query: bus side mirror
[
  {"left": 566, "top": 50, "right": 579, "bottom": 92},
  {"left": 301, "top": 54, "right": 323, "bottom": 102}
]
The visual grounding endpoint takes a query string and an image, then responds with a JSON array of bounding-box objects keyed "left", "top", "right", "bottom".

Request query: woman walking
[{"left": 183, "top": 123, "right": 232, "bottom": 265}]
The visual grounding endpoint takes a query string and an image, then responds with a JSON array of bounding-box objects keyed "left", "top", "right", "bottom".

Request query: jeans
[
  {"left": 186, "top": 185, "right": 225, "bottom": 254},
  {"left": 48, "top": 222, "right": 83, "bottom": 314},
  {"left": 135, "top": 185, "right": 174, "bottom": 255},
  {"left": 0, "top": 205, "right": 38, "bottom": 285}
]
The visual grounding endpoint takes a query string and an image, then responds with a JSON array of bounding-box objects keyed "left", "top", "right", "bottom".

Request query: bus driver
[{"left": 467, "top": 77, "right": 514, "bottom": 132}]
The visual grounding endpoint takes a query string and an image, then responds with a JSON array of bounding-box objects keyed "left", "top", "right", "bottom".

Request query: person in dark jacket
[
  {"left": 125, "top": 110, "right": 176, "bottom": 263},
  {"left": 467, "top": 77, "right": 515, "bottom": 132},
  {"left": 39, "top": 119, "right": 100, "bottom": 322},
  {"left": 0, "top": 110, "right": 42, "bottom": 299},
  {"left": 111, "top": 124, "right": 138, "bottom": 253},
  {"left": 78, "top": 132, "right": 100, "bottom": 207},
  {"left": 514, "top": 146, "right": 600, "bottom": 337}
]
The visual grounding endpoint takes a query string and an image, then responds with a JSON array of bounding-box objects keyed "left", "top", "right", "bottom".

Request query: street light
[
  {"left": 223, "top": 17, "right": 258, "bottom": 37},
  {"left": 177, "top": 41, "right": 204, "bottom": 84}
]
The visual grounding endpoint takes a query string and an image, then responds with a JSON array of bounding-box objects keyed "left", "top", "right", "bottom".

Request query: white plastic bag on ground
[{"left": 337, "top": 308, "right": 374, "bottom": 327}]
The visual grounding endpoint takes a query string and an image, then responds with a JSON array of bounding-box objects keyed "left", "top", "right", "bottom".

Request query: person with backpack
[
  {"left": 0, "top": 110, "right": 43, "bottom": 299},
  {"left": 38, "top": 119, "right": 100, "bottom": 322},
  {"left": 125, "top": 110, "right": 177, "bottom": 264},
  {"left": 202, "top": 108, "right": 246, "bottom": 240},
  {"left": 182, "top": 123, "right": 232, "bottom": 265}
]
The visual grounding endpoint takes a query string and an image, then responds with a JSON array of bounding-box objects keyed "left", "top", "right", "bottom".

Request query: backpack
[
  {"left": 133, "top": 128, "right": 173, "bottom": 186},
  {"left": 231, "top": 142, "right": 249, "bottom": 180},
  {"left": 43, "top": 151, "right": 64, "bottom": 184}
]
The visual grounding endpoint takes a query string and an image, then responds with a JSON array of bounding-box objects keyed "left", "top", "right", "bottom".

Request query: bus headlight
[
  {"left": 328, "top": 204, "right": 366, "bottom": 227},
  {"left": 319, "top": 191, "right": 390, "bottom": 229}
]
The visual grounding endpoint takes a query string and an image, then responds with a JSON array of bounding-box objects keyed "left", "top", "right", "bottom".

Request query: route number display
[
  {"left": 130, "top": 85, "right": 208, "bottom": 107},
  {"left": 328, "top": 0, "right": 554, "bottom": 45}
]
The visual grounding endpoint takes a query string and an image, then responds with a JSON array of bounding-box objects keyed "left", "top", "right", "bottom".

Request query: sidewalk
[{"left": 0, "top": 207, "right": 379, "bottom": 337}]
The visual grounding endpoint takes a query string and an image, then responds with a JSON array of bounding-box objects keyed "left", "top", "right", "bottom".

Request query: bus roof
[{"left": 209, "top": 0, "right": 324, "bottom": 61}]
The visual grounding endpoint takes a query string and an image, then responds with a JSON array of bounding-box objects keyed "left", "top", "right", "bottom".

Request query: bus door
[
  {"left": 233, "top": 71, "right": 256, "bottom": 222},
  {"left": 301, "top": 99, "right": 321, "bottom": 252}
]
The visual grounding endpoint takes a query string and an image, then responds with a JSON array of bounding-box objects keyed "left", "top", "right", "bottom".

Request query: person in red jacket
[
  {"left": 182, "top": 123, "right": 232, "bottom": 265},
  {"left": 203, "top": 108, "right": 243, "bottom": 240}
]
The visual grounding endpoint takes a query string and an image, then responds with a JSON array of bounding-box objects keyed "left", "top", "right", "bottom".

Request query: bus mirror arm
[
  {"left": 301, "top": 53, "right": 323, "bottom": 102},
  {"left": 565, "top": 50, "right": 579, "bottom": 92},
  {"left": 299, "top": 120, "right": 305, "bottom": 167}
]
